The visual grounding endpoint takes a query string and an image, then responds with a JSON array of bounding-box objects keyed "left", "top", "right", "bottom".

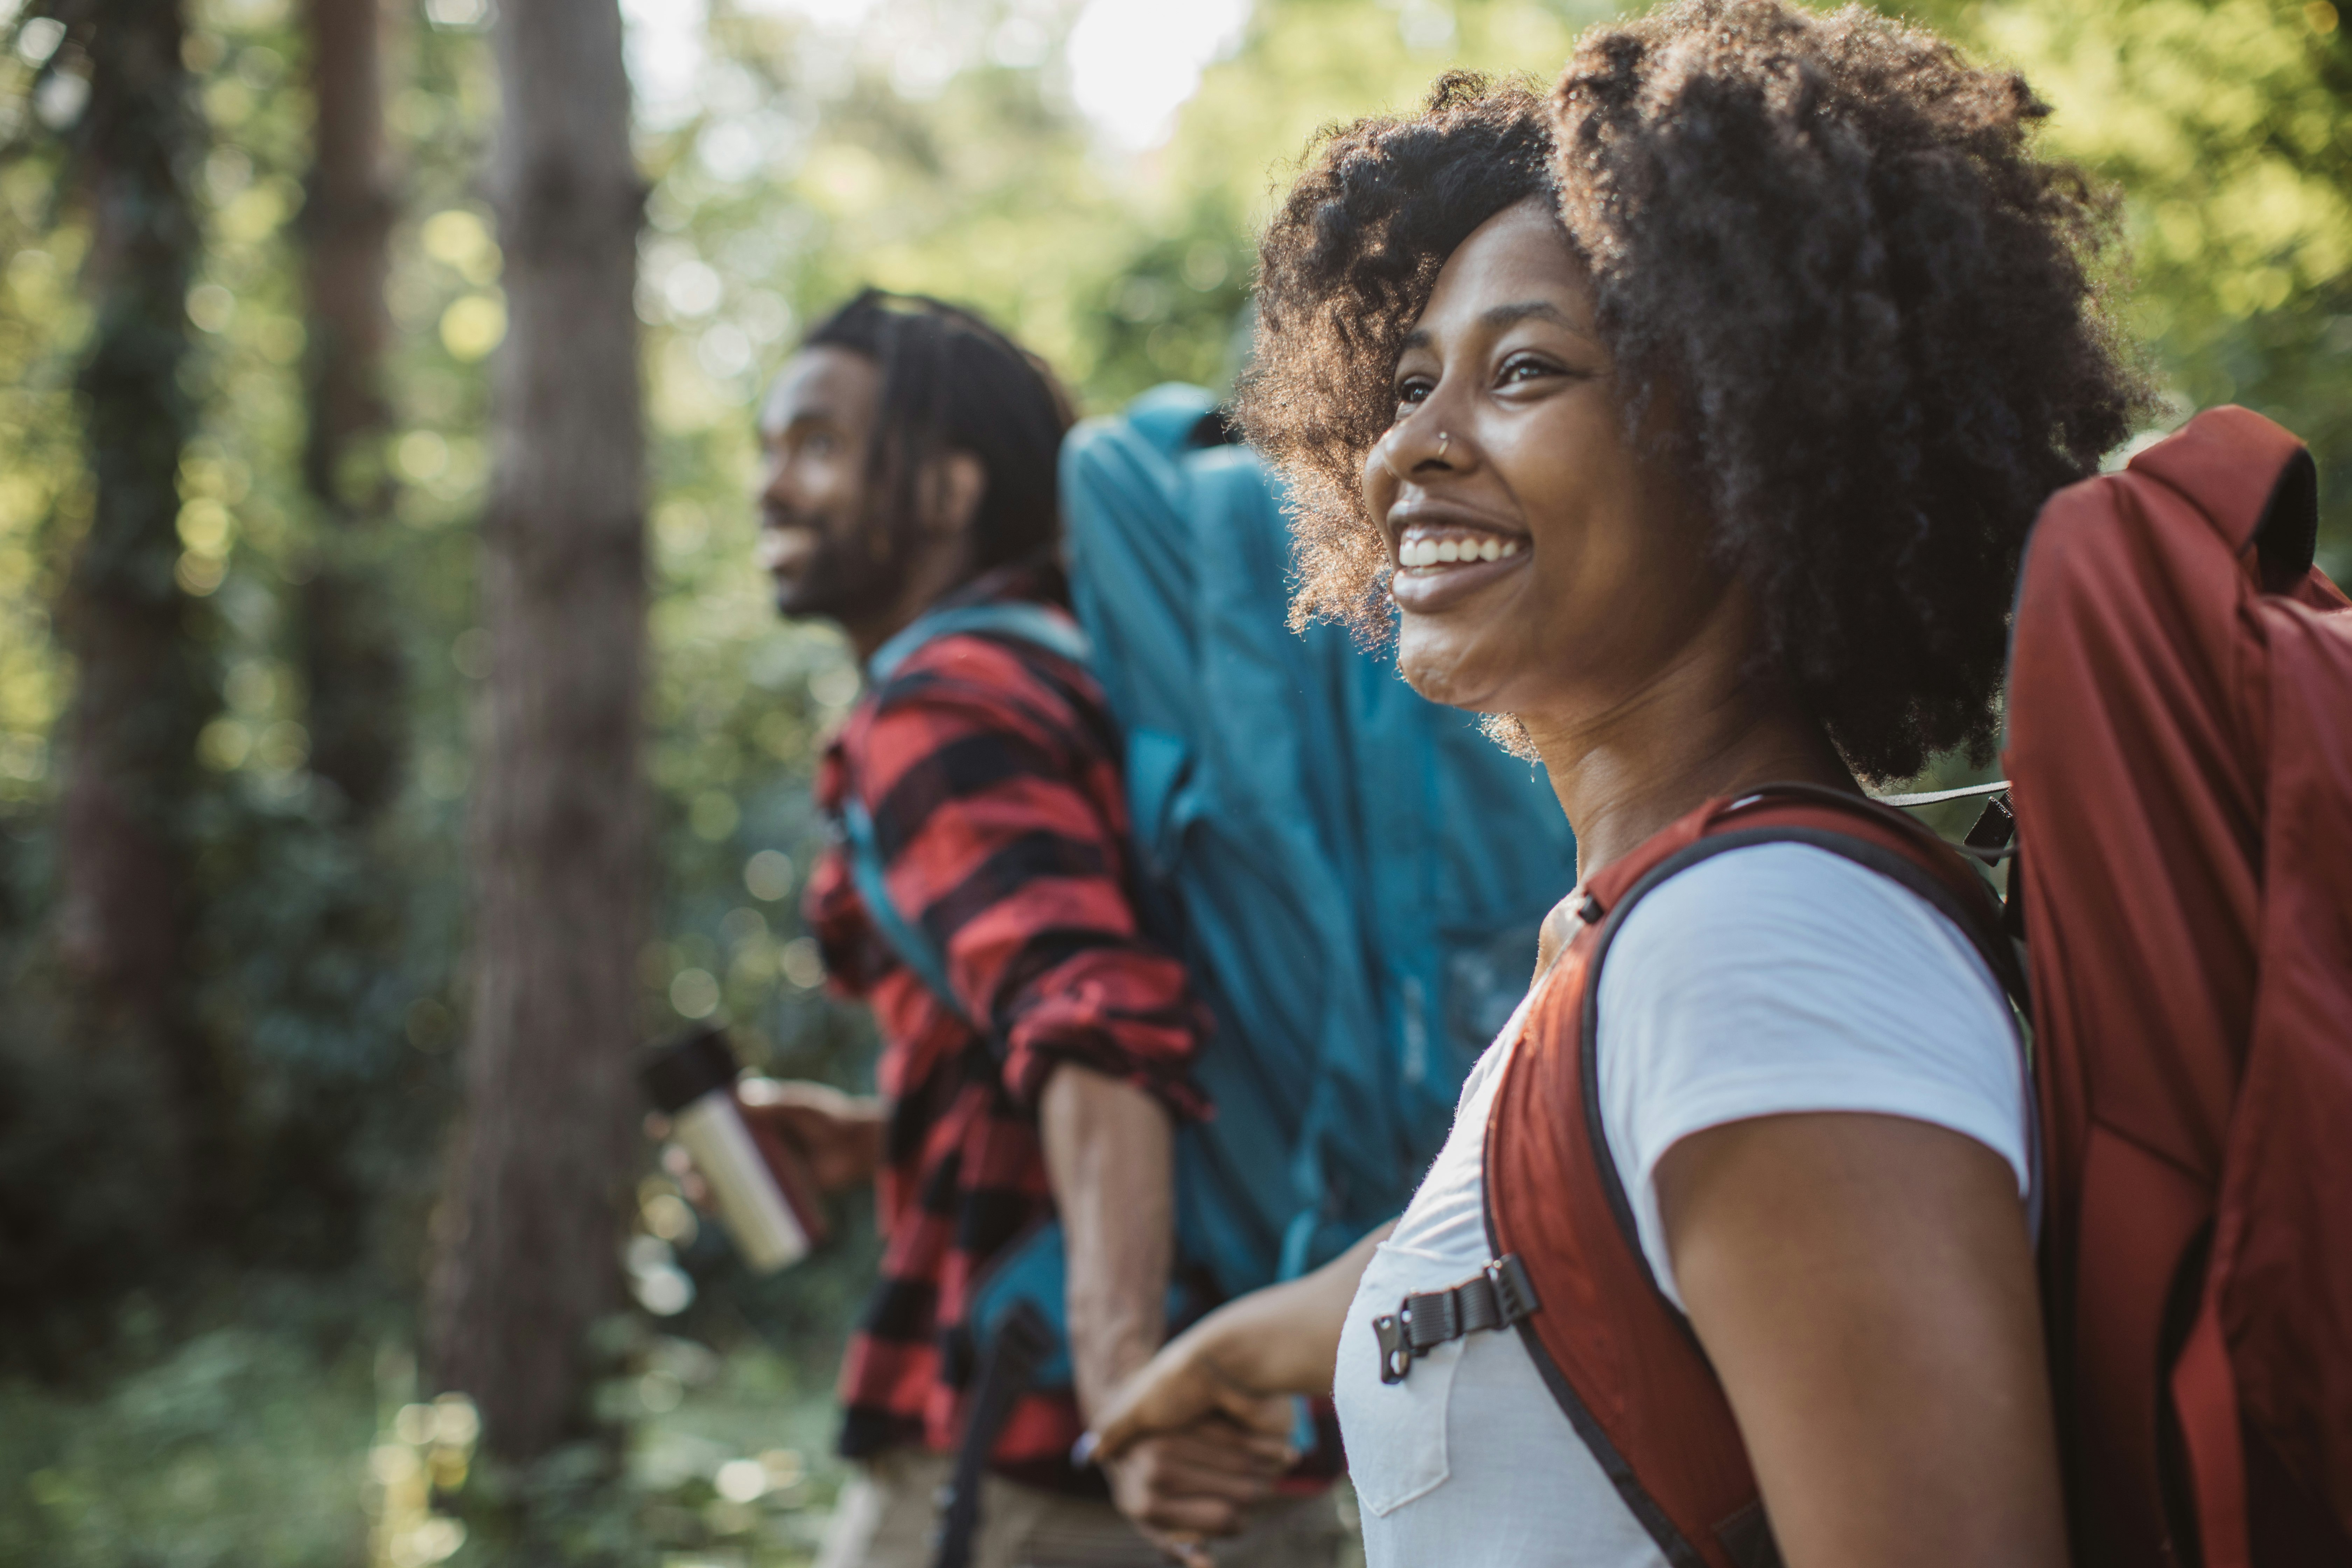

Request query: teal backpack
[{"left": 845, "top": 385, "right": 1576, "bottom": 1407}]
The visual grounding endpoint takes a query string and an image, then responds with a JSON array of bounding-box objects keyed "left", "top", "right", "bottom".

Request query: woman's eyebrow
[
  {"left": 1480, "top": 300, "right": 1588, "bottom": 337},
  {"left": 1397, "top": 299, "right": 1591, "bottom": 358}
]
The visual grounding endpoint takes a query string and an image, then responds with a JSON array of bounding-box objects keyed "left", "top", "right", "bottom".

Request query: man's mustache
[{"left": 761, "top": 506, "right": 826, "bottom": 536}]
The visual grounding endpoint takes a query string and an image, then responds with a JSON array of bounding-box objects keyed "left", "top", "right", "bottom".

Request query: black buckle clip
[
  {"left": 1374, "top": 1311, "right": 1412, "bottom": 1384},
  {"left": 1373, "top": 1255, "right": 1541, "bottom": 1386},
  {"left": 1486, "top": 1255, "right": 1539, "bottom": 1323}
]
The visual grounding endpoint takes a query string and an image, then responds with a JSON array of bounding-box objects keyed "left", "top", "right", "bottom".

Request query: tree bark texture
[
  {"left": 297, "top": 0, "right": 404, "bottom": 820},
  {"left": 426, "top": 0, "right": 648, "bottom": 1464},
  {"left": 54, "top": 0, "right": 223, "bottom": 1207}
]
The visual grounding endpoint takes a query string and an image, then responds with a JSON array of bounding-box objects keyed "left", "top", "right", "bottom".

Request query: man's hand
[
  {"left": 1102, "top": 1421, "right": 1296, "bottom": 1568},
  {"left": 736, "top": 1078, "right": 884, "bottom": 1190},
  {"left": 652, "top": 1078, "right": 884, "bottom": 1199},
  {"left": 1089, "top": 1336, "right": 1297, "bottom": 1566},
  {"left": 1084, "top": 1222, "right": 1390, "bottom": 1560}
]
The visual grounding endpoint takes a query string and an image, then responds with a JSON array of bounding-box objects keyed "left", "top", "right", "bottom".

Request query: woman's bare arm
[
  {"left": 1088, "top": 1220, "right": 1391, "bottom": 1457},
  {"left": 1658, "top": 1111, "right": 2066, "bottom": 1568}
]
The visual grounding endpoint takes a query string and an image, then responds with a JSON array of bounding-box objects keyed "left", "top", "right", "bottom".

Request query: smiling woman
[
  {"left": 1089, "top": 7, "right": 2152, "bottom": 1568},
  {"left": 1360, "top": 201, "right": 1730, "bottom": 731},
  {"left": 1242, "top": 48, "right": 2146, "bottom": 779}
]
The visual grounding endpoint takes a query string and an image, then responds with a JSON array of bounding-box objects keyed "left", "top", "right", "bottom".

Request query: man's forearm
[{"left": 1040, "top": 1063, "right": 1176, "bottom": 1422}]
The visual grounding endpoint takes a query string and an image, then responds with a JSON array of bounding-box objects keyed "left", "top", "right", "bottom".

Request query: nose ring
[{"left": 1436, "top": 431, "right": 1451, "bottom": 460}]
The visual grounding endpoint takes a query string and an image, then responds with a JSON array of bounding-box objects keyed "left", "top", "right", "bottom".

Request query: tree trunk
[
  {"left": 426, "top": 0, "right": 647, "bottom": 1464},
  {"left": 53, "top": 0, "right": 223, "bottom": 1217},
  {"left": 297, "top": 0, "right": 403, "bottom": 820}
]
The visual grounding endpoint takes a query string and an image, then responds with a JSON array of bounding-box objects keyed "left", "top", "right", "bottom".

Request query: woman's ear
[{"left": 918, "top": 449, "right": 989, "bottom": 541}]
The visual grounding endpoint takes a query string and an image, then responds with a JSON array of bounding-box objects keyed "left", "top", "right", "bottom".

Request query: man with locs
[{"left": 723, "top": 291, "right": 1324, "bottom": 1568}]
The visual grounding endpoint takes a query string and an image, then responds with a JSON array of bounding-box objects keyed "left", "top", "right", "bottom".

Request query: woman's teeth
[{"left": 1398, "top": 533, "right": 1521, "bottom": 568}]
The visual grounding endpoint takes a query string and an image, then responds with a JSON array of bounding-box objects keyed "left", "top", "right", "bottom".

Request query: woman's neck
[{"left": 1519, "top": 615, "right": 1856, "bottom": 883}]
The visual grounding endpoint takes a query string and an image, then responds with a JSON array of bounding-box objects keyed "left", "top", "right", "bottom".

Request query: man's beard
[{"left": 769, "top": 510, "right": 905, "bottom": 626}]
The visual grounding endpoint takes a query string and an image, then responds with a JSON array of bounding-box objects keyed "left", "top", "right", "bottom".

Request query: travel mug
[{"left": 639, "top": 1026, "right": 827, "bottom": 1274}]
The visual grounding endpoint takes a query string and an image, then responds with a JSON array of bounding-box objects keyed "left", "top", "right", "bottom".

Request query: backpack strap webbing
[
  {"left": 930, "top": 1298, "right": 1056, "bottom": 1568},
  {"left": 1371, "top": 1255, "right": 1541, "bottom": 1384},
  {"left": 866, "top": 600, "right": 1092, "bottom": 686}
]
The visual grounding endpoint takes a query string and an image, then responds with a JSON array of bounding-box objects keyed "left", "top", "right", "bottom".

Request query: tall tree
[
  {"left": 297, "top": 0, "right": 403, "bottom": 819},
  {"left": 49, "top": 0, "right": 226, "bottom": 1215},
  {"left": 426, "top": 0, "right": 648, "bottom": 1463}
]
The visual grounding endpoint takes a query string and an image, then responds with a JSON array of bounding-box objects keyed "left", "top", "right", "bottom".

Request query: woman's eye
[
  {"left": 1498, "top": 355, "right": 1555, "bottom": 386},
  {"left": 1392, "top": 378, "right": 1433, "bottom": 411}
]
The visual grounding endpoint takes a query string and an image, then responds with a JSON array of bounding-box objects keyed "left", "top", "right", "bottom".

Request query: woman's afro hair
[{"left": 1239, "top": 1, "right": 2151, "bottom": 780}]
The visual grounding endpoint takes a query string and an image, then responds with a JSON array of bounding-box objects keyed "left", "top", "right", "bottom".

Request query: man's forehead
[{"left": 760, "top": 344, "right": 880, "bottom": 433}]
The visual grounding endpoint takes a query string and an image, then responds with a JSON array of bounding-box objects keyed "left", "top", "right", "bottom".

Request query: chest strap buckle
[{"left": 1374, "top": 1254, "right": 1542, "bottom": 1385}]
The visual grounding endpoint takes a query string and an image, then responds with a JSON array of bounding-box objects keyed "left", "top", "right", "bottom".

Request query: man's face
[{"left": 755, "top": 346, "right": 899, "bottom": 623}]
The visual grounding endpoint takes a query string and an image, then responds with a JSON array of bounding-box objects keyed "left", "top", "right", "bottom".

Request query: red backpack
[
  {"left": 1479, "top": 407, "right": 2352, "bottom": 1567},
  {"left": 2008, "top": 406, "right": 2352, "bottom": 1566}
]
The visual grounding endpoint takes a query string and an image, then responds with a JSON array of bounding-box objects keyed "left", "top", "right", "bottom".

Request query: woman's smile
[
  {"left": 1361, "top": 197, "right": 1659, "bottom": 717},
  {"left": 1388, "top": 508, "right": 1531, "bottom": 613}
]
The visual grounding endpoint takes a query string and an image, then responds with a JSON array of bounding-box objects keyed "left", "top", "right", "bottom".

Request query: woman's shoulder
[
  {"left": 1601, "top": 839, "right": 2002, "bottom": 1007},
  {"left": 1588, "top": 839, "right": 2029, "bottom": 1202}
]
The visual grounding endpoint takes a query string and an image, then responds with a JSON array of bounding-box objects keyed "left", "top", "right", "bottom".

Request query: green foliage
[
  {"left": 0, "top": 1288, "right": 848, "bottom": 1568},
  {"left": 0, "top": 1296, "right": 379, "bottom": 1568},
  {"left": 442, "top": 1330, "right": 846, "bottom": 1568},
  {"left": 1934, "top": 0, "right": 2352, "bottom": 573},
  {"left": 0, "top": 162, "right": 83, "bottom": 803},
  {"left": 0, "top": 1015, "right": 179, "bottom": 1366},
  {"left": 0, "top": 0, "right": 2345, "bottom": 1560}
]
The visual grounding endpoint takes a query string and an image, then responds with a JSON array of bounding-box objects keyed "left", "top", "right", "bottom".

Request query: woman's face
[{"left": 1364, "top": 196, "right": 1718, "bottom": 726}]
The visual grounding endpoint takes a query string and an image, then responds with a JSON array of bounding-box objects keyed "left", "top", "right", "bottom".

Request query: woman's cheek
[{"left": 1360, "top": 444, "right": 1398, "bottom": 519}]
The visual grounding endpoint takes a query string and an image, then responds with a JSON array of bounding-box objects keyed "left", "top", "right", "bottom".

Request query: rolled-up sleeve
[{"left": 831, "top": 636, "right": 1211, "bottom": 1119}]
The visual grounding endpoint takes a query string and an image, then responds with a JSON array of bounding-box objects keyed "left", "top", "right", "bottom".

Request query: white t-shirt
[{"left": 1331, "top": 843, "right": 2030, "bottom": 1568}]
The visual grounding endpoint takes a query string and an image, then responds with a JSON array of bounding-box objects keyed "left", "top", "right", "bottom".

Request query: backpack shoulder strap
[
  {"left": 1579, "top": 785, "right": 2038, "bottom": 1292},
  {"left": 1641, "top": 783, "right": 2026, "bottom": 1008},
  {"left": 838, "top": 794, "right": 966, "bottom": 1022},
  {"left": 866, "top": 600, "right": 1092, "bottom": 686},
  {"left": 1485, "top": 786, "right": 2033, "bottom": 1568}
]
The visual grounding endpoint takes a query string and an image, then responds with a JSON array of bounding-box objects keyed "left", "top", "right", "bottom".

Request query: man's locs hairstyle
[
  {"left": 803, "top": 289, "right": 1075, "bottom": 581},
  {"left": 1244, "top": 0, "right": 2152, "bottom": 782}
]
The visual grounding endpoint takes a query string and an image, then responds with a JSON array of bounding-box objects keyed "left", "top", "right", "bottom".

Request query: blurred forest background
[{"left": 0, "top": 0, "right": 2344, "bottom": 1563}]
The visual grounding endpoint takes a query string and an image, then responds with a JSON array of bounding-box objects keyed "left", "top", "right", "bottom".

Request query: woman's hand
[
  {"left": 1090, "top": 1220, "right": 1387, "bottom": 1460},
  {"left": 1089, "top": 1339, "right": 1296, "bottom": 1468}
]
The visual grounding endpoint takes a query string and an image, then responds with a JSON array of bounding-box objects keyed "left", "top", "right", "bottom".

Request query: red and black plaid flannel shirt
[{"left": 804, "top": 567, "right": 1210, "bottom": 1483}]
